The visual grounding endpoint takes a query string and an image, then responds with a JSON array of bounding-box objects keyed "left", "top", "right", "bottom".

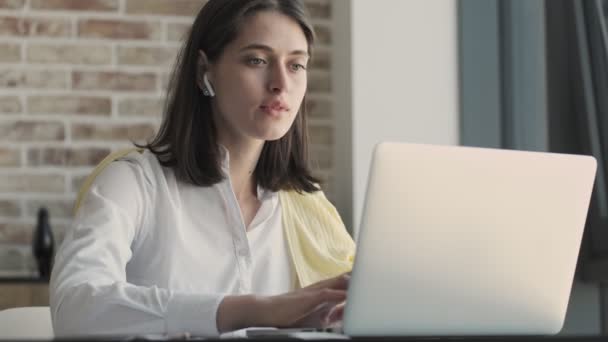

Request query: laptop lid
[{"left": 343, "top": 142, "right": 597, "bottom": 337}]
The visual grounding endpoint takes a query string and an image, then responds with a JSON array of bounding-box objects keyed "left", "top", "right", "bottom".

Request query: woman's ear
[{"left": 197, "top": 50, "right": 211, "bottom": 91}]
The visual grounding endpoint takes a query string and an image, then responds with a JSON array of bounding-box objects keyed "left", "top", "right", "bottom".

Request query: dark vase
[{"left": 32, "top": 207, "right": 55, "bottom": 280}]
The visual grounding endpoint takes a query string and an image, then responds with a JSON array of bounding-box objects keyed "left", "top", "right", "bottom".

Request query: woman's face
[{"left": 206, "top": 10, "right": 309, "bottom": 143}]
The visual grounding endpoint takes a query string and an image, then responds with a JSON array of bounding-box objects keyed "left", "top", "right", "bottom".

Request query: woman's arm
[
  {"left": 50, "top": 160, "right": 226, "bottom": 338},
  {"left": 216, "top": 273, "right": 349, "bottom": 332}
]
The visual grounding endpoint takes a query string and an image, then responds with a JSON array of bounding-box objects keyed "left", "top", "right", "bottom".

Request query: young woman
[{"left": 50, "top": 0, "right": 355, "bottom": 338}]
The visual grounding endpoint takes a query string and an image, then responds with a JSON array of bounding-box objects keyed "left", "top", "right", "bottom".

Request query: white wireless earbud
[{"left": 203, "top": 73, "right": 215, "bottom": 97}]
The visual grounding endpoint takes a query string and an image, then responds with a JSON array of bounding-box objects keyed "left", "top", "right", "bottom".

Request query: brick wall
[{"left": 0, "top": 0, "right": 335, "bottom": 277}]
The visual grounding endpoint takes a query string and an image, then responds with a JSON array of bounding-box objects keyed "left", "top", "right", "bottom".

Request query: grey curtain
[{"left": 547, "top": 0, "right": 608, "bottom": 281}]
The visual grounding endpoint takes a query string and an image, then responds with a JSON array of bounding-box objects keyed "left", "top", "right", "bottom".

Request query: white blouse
[{"left": 50, "top": 149, "right": 296, "bottom": 338}]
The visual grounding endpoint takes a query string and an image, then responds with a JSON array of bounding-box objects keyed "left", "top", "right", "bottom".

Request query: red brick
[
  {"left": 0, "top": 16, "right": 71, "bottom": 37},
  {"left": 314, "top": 24, "right": 331, "bottom": 45},
  {"left": 117, "top": 46, "right": 178, "bottom": 66},
  {"left": 28, "top": 44, "right": 111, "bottom": 65},
  {"left": 308, "top": 72, "right": 330, "bottom": 93},
  {"left": 28, "top": 96, "right": 110, "bottom": 115},
  {"left": 0, "top": 69, "right": 68, "bottom": 89},
  {"left": 0, "top": 174, "right": 64, "bottom": 193},
  {"left": 4, "top": 222, "right": 69, "bottom": 249},
  {"left": 0, "top": 200, "right": 20, "bottom": 217},
  {"left": 30, "top": 0, "right": 118, "bottom": 12},
  {"left": 311, "top": 49, "right": 330, "bottom": 70},
  {"left": 305, "top": 98, "right": 331, "bottom": 118},
  {"left": 0, "top": 223, "right": 32, "bottom": 244},
  {"left": 0, "top": 148, "right": 20, "bottom": 166},
  {"left": 0, "top": 0, "right": 25, "bottom": 9},
  {"left": 167, "top": 22, "right": 190, "bottom": 42},
  {"left": 309, "top": 147, "right": 332, "bottom": 169},
  {"left": 118, "top": 97, "right": 163, "bottom": 117},
  {"left": 72, "top": 71, "right": 157, "bottom": 91},
  {"left": 27, "top": 147, "right": 110, "bottom": 167},
  {"left": 308, "top": 125, "right": 332, "bottom": 145},
  {"left": 0, "top": 42, "right": 20, "bottom": 62},
  {"left": 71, "top": 123, "right": 156, "bottom": 141},
  {"left": 126, "top": 0, "right": 204, "bottom": 16},
  {"left": 78, "top": 19, "right": 160, "bottom": 40},
  {"left": 0, "top": 121, "right": 65, "bottom": 141},
  {"left": 0, "top": 147, "right": 21, "bottom": 167},
  {"left": 0, "top": 96, "right": 21, "bottom": 113},
  {"left": 0, "top": 70, "right": 18, "bottom": 87},
  {"left": 305, "top": 0, "right": 331, "bottom": 19},
  {"left": 26, "top": 199, "right": 73, "bottom": 220}
]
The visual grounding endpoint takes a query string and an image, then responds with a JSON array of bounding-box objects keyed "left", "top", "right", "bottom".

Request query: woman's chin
[
  {"left": 263, "top": 132, "right": 290, "bottom": 142},
  {"left": 255, "top": 127, "right": 292, "bottom": 142}
]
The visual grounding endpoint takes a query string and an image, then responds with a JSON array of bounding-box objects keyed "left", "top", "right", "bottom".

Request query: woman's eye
[
  {"left": 290, "top": 63, "right": 307, "bottom": 71},
  {"left": 248, "top": 58, "right": 266, "bottom": 66}
]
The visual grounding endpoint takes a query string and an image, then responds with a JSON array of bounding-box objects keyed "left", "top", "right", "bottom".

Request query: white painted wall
[{"left": 350, "top": 0, "right": 460, "bottom": 233}]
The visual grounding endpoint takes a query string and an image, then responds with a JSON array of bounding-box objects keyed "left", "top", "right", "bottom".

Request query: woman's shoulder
[
  {"left": 73, "top": 148, "right": 161, "bottom": 220},
  {"left": 114, "top": 149, "right": 162, "bottom": 177},
  {"left": 89, "top": 148, "right": 165, "bottom": 197}
]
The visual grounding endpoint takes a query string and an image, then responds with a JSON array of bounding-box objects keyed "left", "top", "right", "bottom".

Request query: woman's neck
[{"left": 221, "top": 138, "right": 265, "bottom": 201}]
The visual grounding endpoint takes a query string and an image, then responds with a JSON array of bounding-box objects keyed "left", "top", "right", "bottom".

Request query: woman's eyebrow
[{"left": 239, "top": 43, "right": 309, "bottom": 57}]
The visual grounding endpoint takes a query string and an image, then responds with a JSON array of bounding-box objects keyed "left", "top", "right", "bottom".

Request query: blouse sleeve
[{"left": 49, "top": 157, "right": 225, "bottom": 338}]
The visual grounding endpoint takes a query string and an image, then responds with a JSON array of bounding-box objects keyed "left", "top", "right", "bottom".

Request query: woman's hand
[
  {"left": 258, "top": 272, "right": 350, "bottom": 328},
  {"left": 216, "top": 272, "right": 350, "bottom": 333}
]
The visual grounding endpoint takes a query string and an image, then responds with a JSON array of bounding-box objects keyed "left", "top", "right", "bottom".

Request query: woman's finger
[
  {"left": 305, "top": 273, "right": 350, "bottom": 291},
  {"left": 300, "top": 289, "right": 347, "bottom": 313},
  {"left": 324, "top": 302, "right": 346, "bottom": 325},
  {"left": 270, "top": 289, "right": 347, "bottom": 327}
]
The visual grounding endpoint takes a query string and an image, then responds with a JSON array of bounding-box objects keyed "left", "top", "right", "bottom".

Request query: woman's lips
[{"left": 260, "top": 104, "right": 288, "bottom": 117}]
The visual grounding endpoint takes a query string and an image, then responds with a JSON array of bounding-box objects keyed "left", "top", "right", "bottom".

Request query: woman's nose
[{"left": 268, "top": 65, "right": 288, "bottom": 93}]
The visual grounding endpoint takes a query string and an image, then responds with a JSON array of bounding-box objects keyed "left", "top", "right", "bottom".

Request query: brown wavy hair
[{"left": 139, "top": 0, "right": 320, "bottom": 193}]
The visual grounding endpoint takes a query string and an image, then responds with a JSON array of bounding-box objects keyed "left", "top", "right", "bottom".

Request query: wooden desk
[
  {"left": 49, "top": 336, "right": 607, "bottom": 341},
  {"left": 0, "top": 278, "right": 49, "bottom": 310}
]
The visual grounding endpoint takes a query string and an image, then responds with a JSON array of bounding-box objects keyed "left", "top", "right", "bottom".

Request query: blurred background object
[{"left": 32, "top": 207, "right": 53, "bottom": 280}]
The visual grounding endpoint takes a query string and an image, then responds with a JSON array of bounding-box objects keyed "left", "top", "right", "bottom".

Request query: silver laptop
[{"left": 342, "top": 142, "right": 597, "bottom": 336}]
